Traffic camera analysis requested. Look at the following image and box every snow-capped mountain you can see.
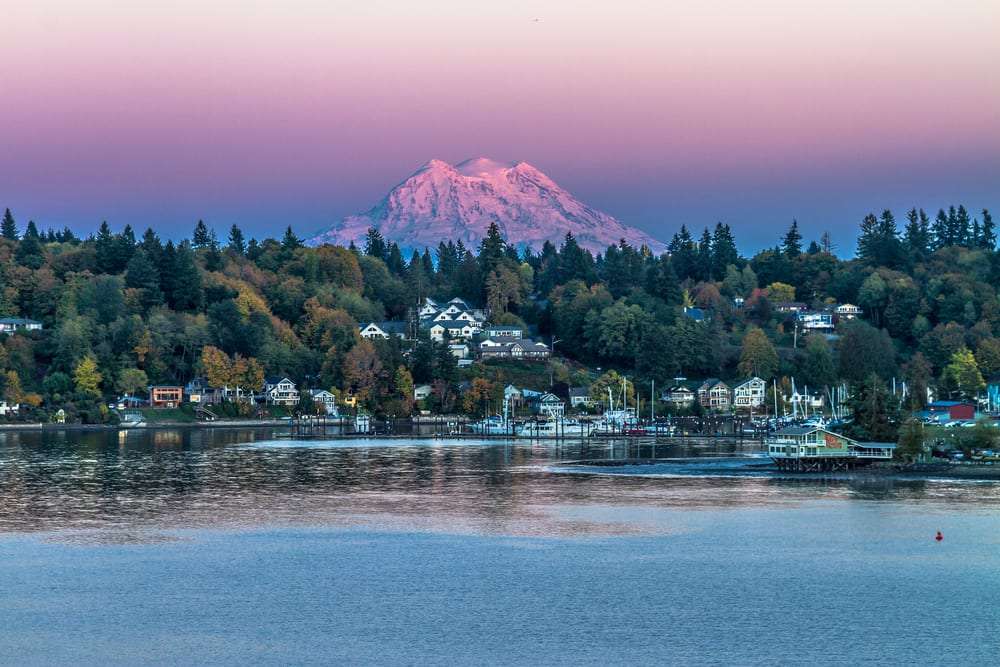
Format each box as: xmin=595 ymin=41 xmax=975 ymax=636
xmin=308 ymin=158 xmax=666 ymax=254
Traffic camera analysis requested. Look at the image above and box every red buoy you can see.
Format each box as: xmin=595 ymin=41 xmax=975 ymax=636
xmin=935 ymin=531 xmax=943 ymax=542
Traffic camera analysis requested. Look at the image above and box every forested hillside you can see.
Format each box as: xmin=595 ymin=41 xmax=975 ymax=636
xmin=0 ymin=205 xmax=997 ymax=427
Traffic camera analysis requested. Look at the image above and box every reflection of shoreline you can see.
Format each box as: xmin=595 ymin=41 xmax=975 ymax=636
xmin=555 ymin=457 xmax=1000 ymax=482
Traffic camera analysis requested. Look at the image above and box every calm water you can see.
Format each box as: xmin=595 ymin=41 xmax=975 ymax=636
xmin=1 ymin=429 xmax=999 ymax=665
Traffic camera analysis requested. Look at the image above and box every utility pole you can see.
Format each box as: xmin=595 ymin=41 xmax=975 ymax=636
xmin=549 ymin=337 xmax=562 ymax=387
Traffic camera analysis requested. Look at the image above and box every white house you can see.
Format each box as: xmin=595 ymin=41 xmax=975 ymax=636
xmin=484 ymin=325 xmax=523 ymax=339
xmin=264 ymin=377 xmax=300 ymax=406
xmin=428 ymin=323 xmax=448 ymax=342
xmin=448 ymin=343 xmax=470 ymax=359
xmin=732 ymin=377 xmax=767 ymax=409
xmin=359 ymin=321 xmax=409 ymax=340
xmin=569 ymin=386 xmax=594 ymax=408
xmin=798 ymin=312 xmax=834 ymax=332
xmin=413 ymin=384 xmax=432 ymax=401
xmin=662 ymin=385 xmax=696 ymax=408
xmin=0 ymin=400 xmax=19 ymax=417
xmin=308 ymin=389 xmax=339 ymax=415
xmin=835 ymin=303 xmax=862 ymax=319
xmin=0 ymin=317 xmax=42 ymax=334
xmin=418 ymin=298 xmax=440 ymax=317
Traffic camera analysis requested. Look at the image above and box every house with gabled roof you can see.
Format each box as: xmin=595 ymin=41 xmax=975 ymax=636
xmin=732 ymin=377 xmax=767 ymax=409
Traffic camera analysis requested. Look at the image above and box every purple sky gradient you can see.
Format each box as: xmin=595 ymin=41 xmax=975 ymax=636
xmin=1 ymin=1 xmax=997 ymax=254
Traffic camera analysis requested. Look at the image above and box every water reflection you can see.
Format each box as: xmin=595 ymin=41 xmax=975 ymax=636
xmin=1 ymin=429 xmax=998 ymax=540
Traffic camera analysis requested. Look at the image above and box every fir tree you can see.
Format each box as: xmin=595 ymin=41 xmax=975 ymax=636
xmin=1 ymin=208 xmax=17 ymax=240
xmin=782 ymin=220 xmax=802 ymax=258
xmin=696 ymin=228 xmax=713 ymax=281
xmin=281 ymin=225 xmax=302 ymax=251
xmin=192 ymin=220 xmax=211 ymax=248
xmin=979 ymin=209 xmax=996 ymax=250
xmin=364 ymin=227 xmax=387 ymax=260
xmin=14 ymin=221 xmax=44 ymax=269
xmin=228 ymin=224 xmax=246 ymax=255
xmin=931 ymin=208 xmax=949 ymax=248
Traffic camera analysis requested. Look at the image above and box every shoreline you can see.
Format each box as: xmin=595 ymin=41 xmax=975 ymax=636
xmin=0 ymin=420 xmax=288 ymax=432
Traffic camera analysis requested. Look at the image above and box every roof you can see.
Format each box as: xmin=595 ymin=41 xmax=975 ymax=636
xmin=361 ymin=320 xmax=409 ymax=334
xmin=733 ymin=377 xmax=765 ymax=388
xmin=771 ymin=426 xmax=858 ymax=444
xmin=683 ymin=307 xmax=705 ymax=321
xmin=487 ymin=325 xmax=523 ymax=332
xmin=265 ymin=376 xmax=295 ymax=385
xmin=0 ymin=317 xmax=41 ymax=325
xmin=569 ymin=386 xmax=590 ymax=398
xmin=928 ymin=400 xmax=971 ymax=407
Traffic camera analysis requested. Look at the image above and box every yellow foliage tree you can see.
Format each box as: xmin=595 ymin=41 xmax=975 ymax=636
xmin=73 ymin=356 xmax=103 ymax=398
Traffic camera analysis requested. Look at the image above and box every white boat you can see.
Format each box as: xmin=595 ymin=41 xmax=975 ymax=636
xmin=353 ymin=413 xmax=371 ymax=433
xmin=467 ymin=415 xmax=512 ymax=435
xmin=517 ymin=418 xmax=591 ymax=438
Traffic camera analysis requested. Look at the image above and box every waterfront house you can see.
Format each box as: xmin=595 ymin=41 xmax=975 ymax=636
xmin=185 ymin=377 xmax=223 ymax=405
xmin=0 ymin=400 xmax=19 ymax=417
xmin=149 ymin=385 xmax=183 ymax=409
xmin=766 ymin=425 xmax=895 ymax=471
xmin=359 ymin=320 xmax=410 ymax=340
xmin=413 ymin=384 xmax=432 ymax=401
xmin=0 ymin=317 xmax=42 ymax=334
xmin=697 ymin=379 xmax=731 ymax=410
xmin=307 ymin=389 xmax=339 ymax=415
xmin=264 ymin=377 xmax=300 ymax=406
xmin=569 ymin=386 xmax=594 ymax=408
xmin=732 ymin=377 xmax=767 ymax=410
xmin=523 ymin=390 xmax=564 ymax=419
xmin=662 ymin=385 xmax=696 ymax=408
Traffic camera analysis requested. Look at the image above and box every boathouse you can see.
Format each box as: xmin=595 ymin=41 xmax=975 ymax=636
xmin=766 ymin=425 xmax=895 ymax=471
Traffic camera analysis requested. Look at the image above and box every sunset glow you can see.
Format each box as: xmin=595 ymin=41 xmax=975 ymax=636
xmin=2 ymin=1 xmax=997 ymax=249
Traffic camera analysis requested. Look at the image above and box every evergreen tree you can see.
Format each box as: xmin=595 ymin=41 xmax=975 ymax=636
xmin=847 ymin=373 xmax=900 ymax=442
xmin=281 ymin=225 xmax=302 ymax=251
xmin=478 ymin=222 xmax=507 ymax=277
xmin=192 ymin=220 xmax=211 ymax=248
xmin=124 ymin=248 xmax=163 ymax=309
xmin=204 ymin=229 xmax=224 ymax=271
xmin=386 ymin=243 xmax=405 ymax=275
xmin=228 ymin=224 xmax=246 ymax=254
xmin=364 ymin=227 xmax=387 ymax=260
xmin=711 ymin=223 xmax=739 ymax=278
xmin=980 ymin=209 xmax=996 ymax=250
xmin=247 ymin=238 xmax=262 ymax=260
xmin=668 ymin=225 xmax=696 ymax=281
xmin=14 ymin=221 xmax=44 ymax=269
xmin=168 ymin=242 xmax=203 ymax=311
xmin=903 ymin=208 xmax=929 ymax=259
xmin=955 ymin=205 xmax=971 ymax=247
xmin=696 ymin=228 xmax=713 ymax=281
xmin=931 ymin=208 xmax=949 ymax=248
xmin=1 ymin=208 xmax=18 ymax=240
xmin=94 ymin=221 xmax=118 ymax=273
xmin=782 ymin=220 xmax=802 ymax=258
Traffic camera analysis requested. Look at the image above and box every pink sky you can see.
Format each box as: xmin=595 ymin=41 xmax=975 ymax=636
xmin=1 ymin=1 xmax=998 ymax=250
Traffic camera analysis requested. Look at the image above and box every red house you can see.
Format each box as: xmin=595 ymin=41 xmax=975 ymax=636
xmin=149 ymin=386 xmax=183 ymax=409
xmin=928 ymin=401 xmax=975 ymax=421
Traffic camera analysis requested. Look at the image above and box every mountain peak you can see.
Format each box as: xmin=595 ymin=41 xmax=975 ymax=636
xmin=308 ymin=158 xmax=666 ymax=254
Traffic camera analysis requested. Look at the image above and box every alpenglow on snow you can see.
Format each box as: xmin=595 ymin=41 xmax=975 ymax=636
xmin=308 ymin=158 xmax=666 ymax=254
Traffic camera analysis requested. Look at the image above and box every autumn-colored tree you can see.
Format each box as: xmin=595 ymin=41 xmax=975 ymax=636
xmin=73 ymin=356 xmax=103 ymax=398
xmin=3 ymin=370 xmax=24 ymax=404
xmin=235 ymin=356 xmax=265 ymax=391
xmin=766 ymin=282 xmax=796 ymax=303
xmin=201 ymin=345 xmax=234 ymax=388
xmin=462 ymin=377 xmax=494 ymax=417
xmin=342 ymin=340 xmax=382 ymax=402
xmin=738 ymin=327 xmax=779 ymax=379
